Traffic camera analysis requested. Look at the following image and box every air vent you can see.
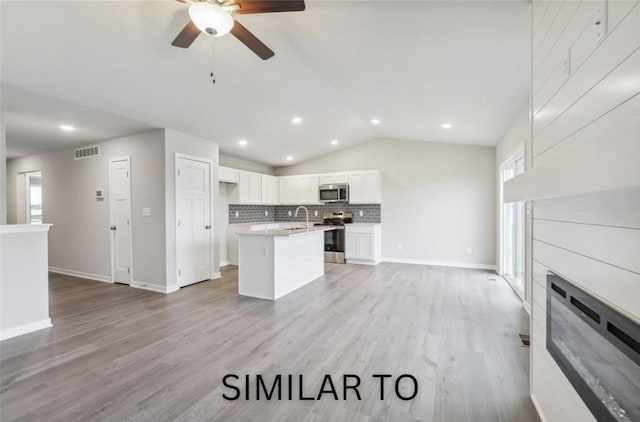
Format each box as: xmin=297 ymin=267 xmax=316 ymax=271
xmin=75 ymin=145 xmax=100 ymax=160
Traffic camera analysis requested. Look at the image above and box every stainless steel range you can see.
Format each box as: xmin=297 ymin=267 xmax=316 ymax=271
xmin=314 ymin=212 xmax=352 ymax=263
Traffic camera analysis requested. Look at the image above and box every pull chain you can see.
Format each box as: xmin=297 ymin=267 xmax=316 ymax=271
xmin=210 ymin=40 xmax=216 ymax=84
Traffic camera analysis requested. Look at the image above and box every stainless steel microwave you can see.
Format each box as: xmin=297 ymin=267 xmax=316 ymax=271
xmin=319 ymin=184 xmax=349 ymax=203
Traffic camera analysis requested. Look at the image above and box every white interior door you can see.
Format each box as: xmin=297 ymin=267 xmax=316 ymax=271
xmin=109 ymin=157 xmax=132 ymax=284
xmin=176 ymin=156 xmax=212 ymax=287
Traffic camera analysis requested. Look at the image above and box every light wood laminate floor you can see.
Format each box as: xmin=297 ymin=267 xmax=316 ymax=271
xmin=1 ymin=263 xmax=538 ymax=422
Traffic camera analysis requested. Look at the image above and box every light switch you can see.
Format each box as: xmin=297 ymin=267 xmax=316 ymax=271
xmin=142 ymin=208 xmax=151 ymax=217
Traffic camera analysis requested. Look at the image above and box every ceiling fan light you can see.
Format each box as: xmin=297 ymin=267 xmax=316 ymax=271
xmin=188 ymin=2 xmax=234 ymax=37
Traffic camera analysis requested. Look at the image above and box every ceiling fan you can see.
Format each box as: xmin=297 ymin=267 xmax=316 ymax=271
xmin=171 ymin=0 xmax=305 ymax=60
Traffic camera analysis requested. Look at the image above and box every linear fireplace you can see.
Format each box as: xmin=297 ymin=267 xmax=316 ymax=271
xmin=547 ymin=272 xmax=640 ymax=422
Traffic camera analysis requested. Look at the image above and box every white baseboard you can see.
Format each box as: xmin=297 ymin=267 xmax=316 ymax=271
xmin=131 ymin=281 xmax=179 ymax=294
xmin=212 ymin=272 xmax=222 ymax=280
xmin=1 ymin=318 xmax=52 ymax=341
xmin=49 ymin=267 xmax=112 ymax=283
xmin=381 ymin=257 xmax=497 ymax=271
xmin=346 ymin=259 xmax=380 ymax=266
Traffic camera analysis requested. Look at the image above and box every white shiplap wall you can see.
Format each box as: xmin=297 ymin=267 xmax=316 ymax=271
xmin=530 ymin=1 xmax=640 ymax=421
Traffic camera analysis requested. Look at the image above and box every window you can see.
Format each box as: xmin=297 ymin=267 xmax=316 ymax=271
xmin=500 ymin=156 xmax=525 ymax=299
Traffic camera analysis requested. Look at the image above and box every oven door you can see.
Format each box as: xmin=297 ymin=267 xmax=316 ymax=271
xmin=323 ymin=227 xmax=345 ymax=263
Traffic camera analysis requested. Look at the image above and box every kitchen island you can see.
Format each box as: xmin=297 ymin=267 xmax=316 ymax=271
xmin=238 ymin=226 xmax=336 ymax=300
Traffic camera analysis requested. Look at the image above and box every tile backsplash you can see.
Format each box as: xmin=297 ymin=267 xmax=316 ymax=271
xmin=229 ymin=204 xmax=381 ymax=224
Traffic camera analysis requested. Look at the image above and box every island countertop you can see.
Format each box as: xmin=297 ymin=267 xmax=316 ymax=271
xmin=236 ymin=225 xmax=336 ymax=238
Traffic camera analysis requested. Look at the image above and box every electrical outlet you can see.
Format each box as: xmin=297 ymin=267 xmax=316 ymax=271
xmin=467 ymin=248 xmax=472 ymax=255
xmin=359 ymin=210 xmax=364 ymax=217
xmin=288 ymin=211 xmax=292 ymax=217
xmin=314 ymin=210 xmax=318 ymax=217
xmin=265 ymin=210 xmax=268 ymax=217
xmin=235 ymin=211 xmax=239 ymax=218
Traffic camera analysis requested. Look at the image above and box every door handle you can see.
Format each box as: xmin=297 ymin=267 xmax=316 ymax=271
xmin=205 ymin=225 xmax=212 ymax=230
xmin=110 ymin=226 xmax=117 ymax=231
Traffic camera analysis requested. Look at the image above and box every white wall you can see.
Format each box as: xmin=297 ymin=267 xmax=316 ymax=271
xmin=220 ymin=154 xmax=274 ymax=175
xmin=164 ymin=128 xmax=220 ymax=289
xmin=276 ymin=138 xmax=496 ymax=268
xmin=529 ymin=2 xmax=640 ymax=421
xmin=6 ymin=130 xmax=166 ymax=286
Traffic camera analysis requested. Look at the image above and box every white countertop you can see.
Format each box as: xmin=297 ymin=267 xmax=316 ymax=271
xmin=0 ymin=224 xmax=52 ymax=234
xmin=237 ymin=225 xmax=337 ymax=238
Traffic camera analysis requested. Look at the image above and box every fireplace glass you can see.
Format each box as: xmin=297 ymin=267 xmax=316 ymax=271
xmin=547 ymin=272 xmax=639 ymax=422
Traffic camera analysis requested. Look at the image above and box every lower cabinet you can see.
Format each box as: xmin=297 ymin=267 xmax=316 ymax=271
xmin=344 ymin=224 xmax=381 ymax=265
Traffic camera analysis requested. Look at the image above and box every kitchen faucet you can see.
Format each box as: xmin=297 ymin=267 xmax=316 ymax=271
xmin=295 ymin=206 xmax=310 ymax=229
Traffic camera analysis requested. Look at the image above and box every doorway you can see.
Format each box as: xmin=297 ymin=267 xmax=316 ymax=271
xmin=176 ymin=154 xmax=213 ymax=287
xmin=109 ymin=157 xmax=133 ymax=285
xmin=500 ymin=154 xmax=525 ymax=299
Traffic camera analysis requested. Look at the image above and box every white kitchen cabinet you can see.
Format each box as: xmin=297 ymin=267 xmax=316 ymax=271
xmin=297 ymin=174 xmax=320 ymax=204
xmin=319 ymin=172 xmax=348 ymax=185
xmin=348 ymin=170 xmax=381 ymax=204
xmin=344 ymin=224 xmax=381 ymax=265
xmin=238 ymin=170 xmax=262 ymax=204
xmin=219 ymin=166 xmax=240 ymax=183
xmin=261 ymin=175 xmax=278 ymax=205
xmin=278 ymin=176 xmax=299 ymax=205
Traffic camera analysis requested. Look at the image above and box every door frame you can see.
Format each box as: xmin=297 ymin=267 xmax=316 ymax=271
xmin=109 ymin=156 xmax=133 ymax=285
xmin=175 ymin=153 xmax=215 ymax=287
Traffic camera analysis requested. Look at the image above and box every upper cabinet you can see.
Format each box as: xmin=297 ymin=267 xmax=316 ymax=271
xmin=278 ymin=176 xmax=299 ymax=205
xmin=319 ymin=172 xmax=348 ymax=185
xmin=219 ymin=166 xmax=240 ymax=183
xmin=298 ymin=174 xmax=320 ymax=205
xmin=238 ymin=170 xmax=262 ymax=204
xmin=261 ymin=175 xmax=278 ymax=205
xmin=222 ymin=166 xmax=381 ymax=205
xmin=349 ymin=170 xmax=381 ymax=204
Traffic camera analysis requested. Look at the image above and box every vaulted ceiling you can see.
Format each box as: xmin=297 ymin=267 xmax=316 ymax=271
xmin=1 ymin=1 xmax=529 ymax=165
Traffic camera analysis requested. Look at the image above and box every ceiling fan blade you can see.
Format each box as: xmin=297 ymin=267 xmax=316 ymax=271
xmin=231 ymin=20 xmax=275 ymax=60
xmin=234 ymin=0 xmax=305 ymax=14
xmin=171 ymin=21 xmax=200 ymax=48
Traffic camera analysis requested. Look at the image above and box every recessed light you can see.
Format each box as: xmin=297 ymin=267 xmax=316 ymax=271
xmin=330 ymin=139 xmax=340 ymax=146
xmin=370 ymin=118 xmax=381 ymax=126
xmin=286 ymin=155 xmax=294 ymax=161
xmin=59 ymin=124 xmax=75 ymax=132
xmin=291 ymin=116 xmax=302 ymax=124
xmin=441 ymin=123 xmax=453 ymax=129
xmin=238 ymin=139 xmax=248 ymax=146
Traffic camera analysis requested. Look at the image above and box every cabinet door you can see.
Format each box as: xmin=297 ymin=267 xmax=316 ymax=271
xmin=300 ymin=175 xmax=319 ymax=204
xmin=238 ymin=171 xmax=250 ymax=203
xmin=349 ymin=171 xmax=380 ymax=204
xmin=248 ymin=172 xmax=261 ymax=203
xmin=348 ymin=172 xmax=365 ymax=203
xmin=319 ymin=173 xmax=348 ymax=185
xmin=345 ymin=233 xmax=358 ymax=259
xmin=357 ymin=234 xmax=374 ymax=260
xmin=261 ymin=175 xmax=275 ymax=204
xmin=278 ymin=176 xmax=298 ymax=204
